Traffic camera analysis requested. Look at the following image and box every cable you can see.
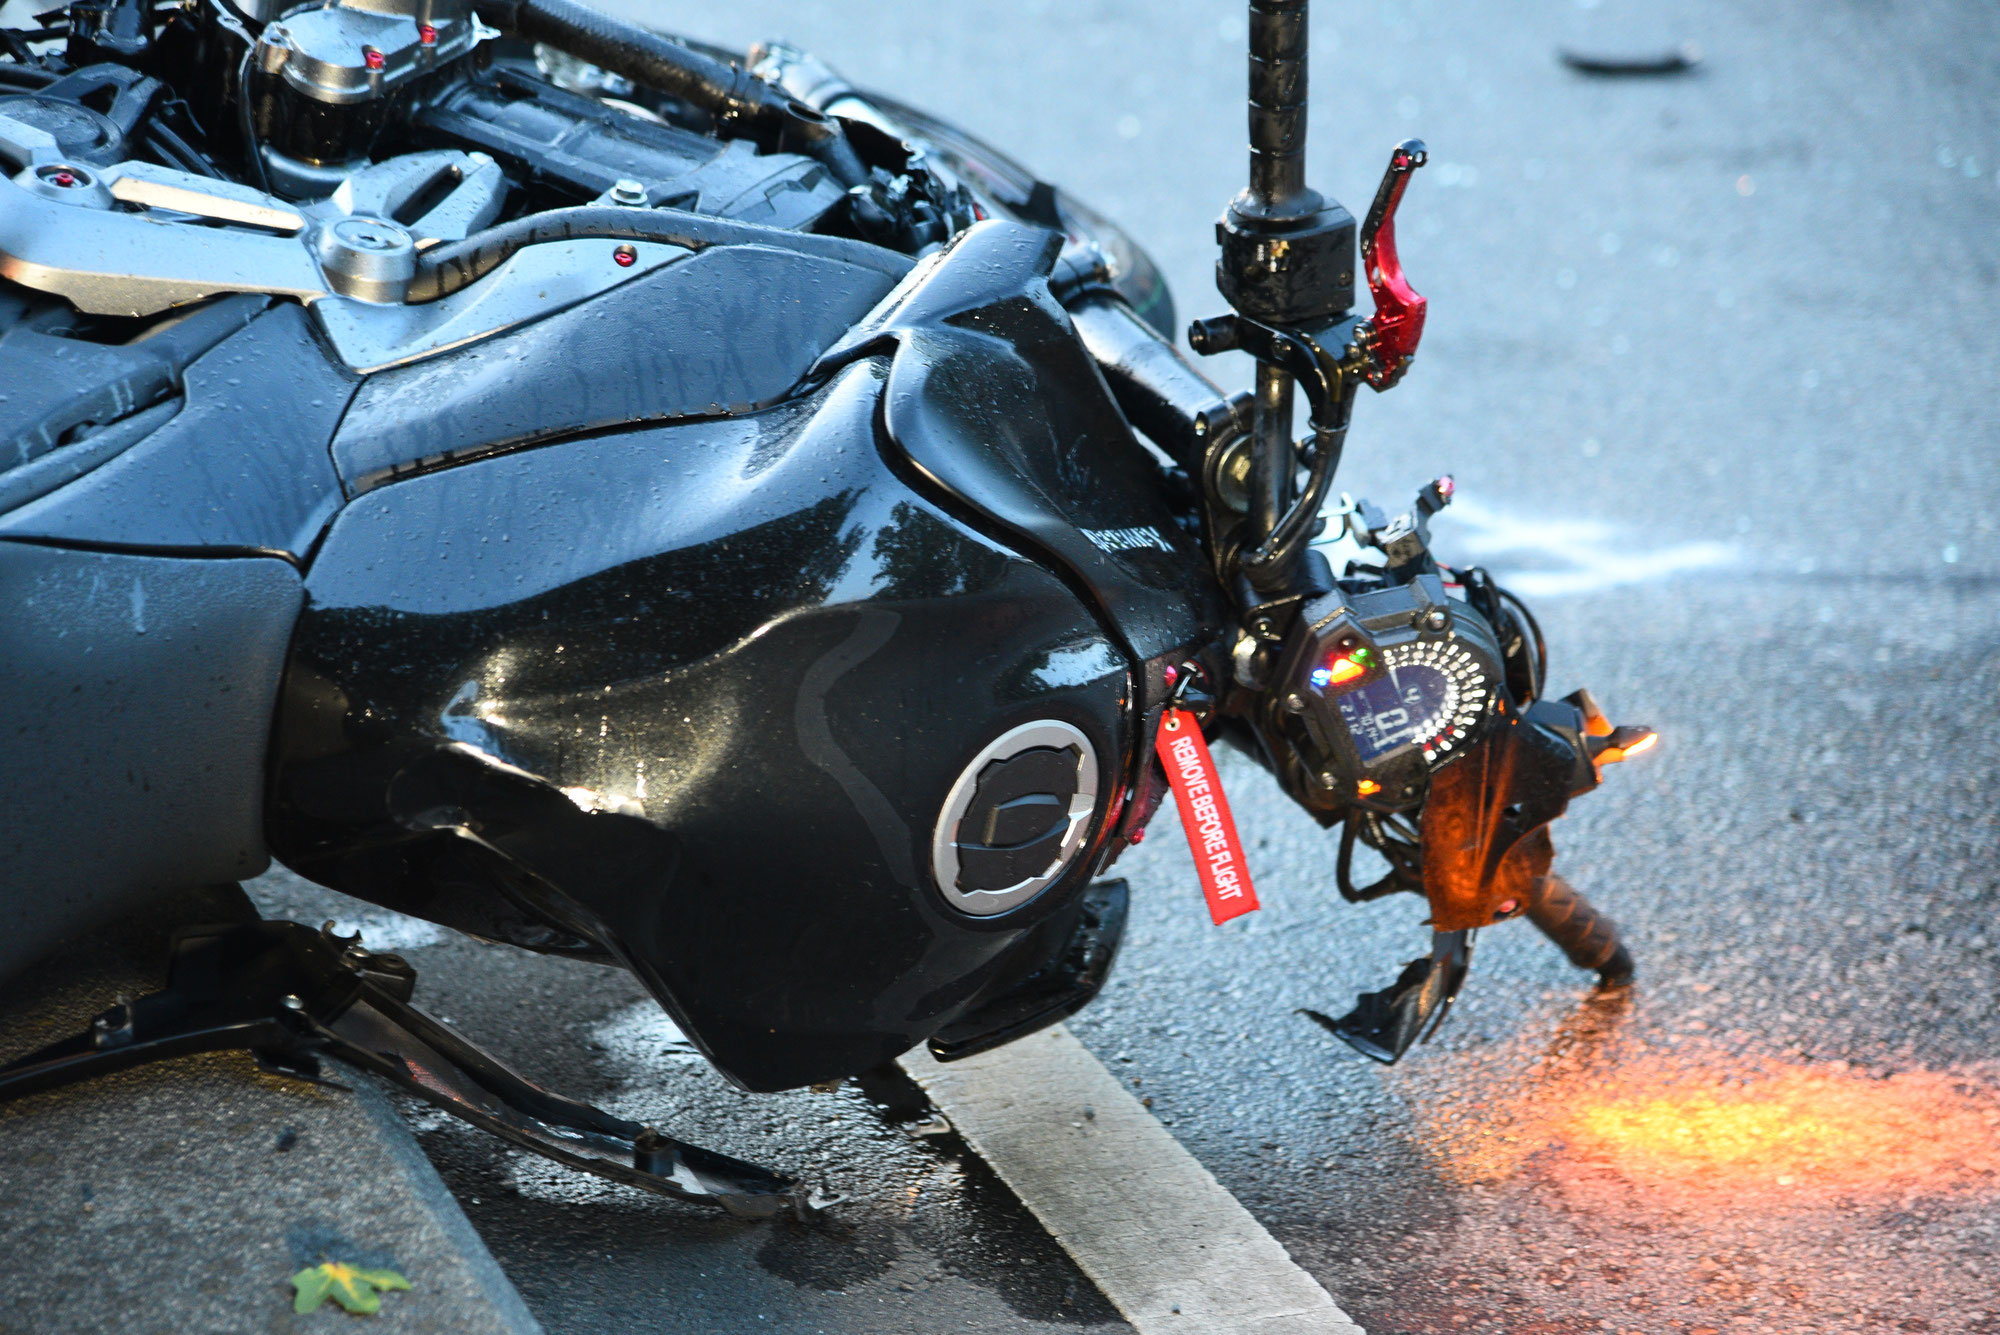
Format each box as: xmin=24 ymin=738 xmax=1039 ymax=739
xmin=1497 ymin=583 xmax=1547 ymax=701
xmin=235 ymin=41 xmax=272 ymax=193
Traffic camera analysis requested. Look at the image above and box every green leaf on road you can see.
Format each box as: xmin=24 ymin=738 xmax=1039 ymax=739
xmin=290 ymin=1261 xmax=412 ymax=1315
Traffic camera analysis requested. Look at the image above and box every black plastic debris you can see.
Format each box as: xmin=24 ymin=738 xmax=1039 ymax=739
xmin=1559 ymin=42 xmax=1702 ymax=77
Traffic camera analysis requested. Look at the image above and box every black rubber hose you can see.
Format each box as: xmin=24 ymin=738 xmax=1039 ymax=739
xmin=482 ymin=0 xmax=866 ymax=188
xmin=1526 ymin=873 xmax=1635 ymax=985
xmin=145 ymin=125 xmax=219 ymax=178
xmin=1245 ymin=418 xmax=1344 ymax=577
xmin=406 ymin=205 xmax=912 ymax=303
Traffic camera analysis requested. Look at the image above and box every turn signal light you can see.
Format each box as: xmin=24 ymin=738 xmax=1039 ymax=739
xmin=1591 ymin=726 xmax=1658 ymax=765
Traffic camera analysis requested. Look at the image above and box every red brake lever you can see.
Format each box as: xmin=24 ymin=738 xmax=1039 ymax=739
xmin=1358 ymin=138 xmax=1428 ymax=390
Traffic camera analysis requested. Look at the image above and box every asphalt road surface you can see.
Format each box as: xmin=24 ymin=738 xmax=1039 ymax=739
xmin=257 ymin=0 xmax=2000 ymax=1331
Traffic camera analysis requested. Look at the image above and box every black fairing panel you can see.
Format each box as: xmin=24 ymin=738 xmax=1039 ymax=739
xmin=0 ymin=541 xmax=301 ymax=982
xmin=0 ymin=304 xmax=356 ymax=558
xmin=329 ymin=245 xmax=903 ymax=494
xmin=270 ymin=360 xmax=1139 ymax=1091
xmin=824 ymin=220 xmax=1223 ymax=665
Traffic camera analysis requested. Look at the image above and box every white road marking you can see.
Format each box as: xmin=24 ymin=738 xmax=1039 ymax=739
xmin=1312 ymin=496 xmax=1735 ymax=598
xmin=1431 ymin=497 xmax=1735 ymax=597
xmin=901 ymin=1026 xmax=1365 ymax=1334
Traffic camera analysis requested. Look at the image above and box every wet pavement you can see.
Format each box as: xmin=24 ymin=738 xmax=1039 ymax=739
xmin=249 ymin=865 xmax=1129 ymax=1333
xmin=260 ymin=0 xmax=1999 ymax=1330
xmin=0 ymin=887 xmax=542 ymax=1335
xmin=1073 ymin=577 xmax=2000 ymax=1335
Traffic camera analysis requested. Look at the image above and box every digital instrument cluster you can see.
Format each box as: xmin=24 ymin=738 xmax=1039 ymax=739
xmin=1333 ymin=639 xmax=1489 ymax=764
xmin=1269 ymin=572 xmax=1508 ymax=810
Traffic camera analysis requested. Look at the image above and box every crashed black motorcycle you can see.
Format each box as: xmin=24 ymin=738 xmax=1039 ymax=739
xmin=0 ymin=0 xmax=1651 ymax=1215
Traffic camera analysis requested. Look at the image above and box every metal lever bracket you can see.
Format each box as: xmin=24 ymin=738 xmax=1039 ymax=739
xmin=1187 ymin=310 xmax=1364 ymax=582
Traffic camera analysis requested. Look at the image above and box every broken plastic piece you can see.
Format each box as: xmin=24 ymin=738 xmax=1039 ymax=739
xmin=1299 ymin=928 xmax=1472 ymax=1064
xmin=1558 ymin=43 xmax=1702 ymax=77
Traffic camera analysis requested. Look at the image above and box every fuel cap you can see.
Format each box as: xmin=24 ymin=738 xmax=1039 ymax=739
xmin=932 ymin=720 xmax=1099 ymax=916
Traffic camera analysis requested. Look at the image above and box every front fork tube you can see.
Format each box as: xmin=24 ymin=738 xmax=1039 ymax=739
xmin=1250 ymin=362 xmax=1296 ymax=550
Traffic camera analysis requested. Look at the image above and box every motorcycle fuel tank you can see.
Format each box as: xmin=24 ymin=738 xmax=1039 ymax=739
xmin=269 ymin=220 xmax=1220 ymax=1091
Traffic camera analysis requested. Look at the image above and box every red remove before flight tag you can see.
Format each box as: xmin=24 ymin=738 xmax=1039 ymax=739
xmin=1154 ymin=707 xmax=1259 ymax=924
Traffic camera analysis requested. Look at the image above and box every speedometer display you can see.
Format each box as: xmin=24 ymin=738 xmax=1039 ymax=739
xmin=1331 ymin=640 xmax=1488 ymax=763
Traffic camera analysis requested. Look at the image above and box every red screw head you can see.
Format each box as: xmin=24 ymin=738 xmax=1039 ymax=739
xmin=612 ymin=244 xmax=638 ymax=268
xmin=1162 ymin=664 xmax=1178 ymax=686
xmin=418 ymin=23 xmax=437 ymax=44
xmin=363 ymin=46 xmax=385 ymax=70
xmin=52 ymin=171 xmax=76 ymax=188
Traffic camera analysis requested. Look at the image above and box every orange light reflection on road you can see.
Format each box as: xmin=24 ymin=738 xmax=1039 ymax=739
xmin=1559 ymin=1059 xmax=2000 ymax=1197
xmin=1377 ymin=999 xmax=2000 ymax=1333
xmin=1397 ymin=999 xmax=2000 ymax=1210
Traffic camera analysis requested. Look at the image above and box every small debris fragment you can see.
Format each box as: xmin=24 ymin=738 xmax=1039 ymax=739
xmin=1558 ymin=42 xmax=1701 ymax=76
xmin=275 ymin=1127 xmax=300 ymax=1153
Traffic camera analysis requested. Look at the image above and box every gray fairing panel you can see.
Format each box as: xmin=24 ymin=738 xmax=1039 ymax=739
xmin=0 ymin=540 xmax=303 ymax=981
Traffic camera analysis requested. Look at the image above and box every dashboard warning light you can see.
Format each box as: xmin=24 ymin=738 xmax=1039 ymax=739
xmin=1312 ymin=656 xmax=1367 ymax=690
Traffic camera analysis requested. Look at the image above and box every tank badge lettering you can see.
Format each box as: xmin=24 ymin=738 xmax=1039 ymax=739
xmin=1084 ymin=526 xmax=1174 ymax=555
xmin=1154 ymin=708 xmax=1259 ymax=925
